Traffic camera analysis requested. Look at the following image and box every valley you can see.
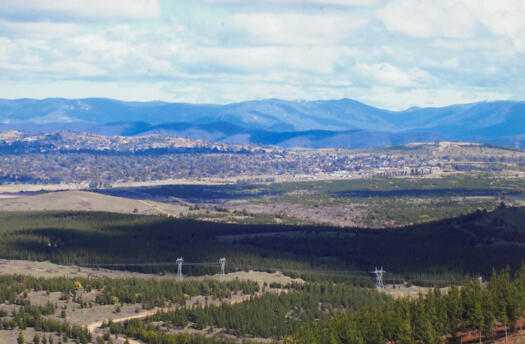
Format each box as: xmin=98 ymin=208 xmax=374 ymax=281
xmin=0 ymin=131 xmax=524 ymax=343
xmin=0 ymin=130 xmax=523 ymax=228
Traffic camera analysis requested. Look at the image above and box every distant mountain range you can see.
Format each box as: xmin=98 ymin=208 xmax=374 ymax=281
xmin=0 ymin=98 xmax=523 ymax=148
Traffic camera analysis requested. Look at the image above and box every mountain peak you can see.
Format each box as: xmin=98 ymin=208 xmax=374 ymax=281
xmin=0 ymin=97 xmax=523 ymax=148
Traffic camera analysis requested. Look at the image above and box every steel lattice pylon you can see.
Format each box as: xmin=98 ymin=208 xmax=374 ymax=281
xmin=176 ymin=257 xmax=184 ymax=281
xmin=219 ymin=257 xmax=226 ymax=282
xmin=371 ymin=266 xmax=385 ymax=289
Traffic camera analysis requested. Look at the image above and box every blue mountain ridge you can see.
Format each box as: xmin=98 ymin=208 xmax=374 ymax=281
xmin=0 ymin=98 xmax=523 ymax=148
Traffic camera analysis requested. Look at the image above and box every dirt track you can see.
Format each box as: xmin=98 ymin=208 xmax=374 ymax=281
xmin=87 ymin=292 xmax=266 ymax=343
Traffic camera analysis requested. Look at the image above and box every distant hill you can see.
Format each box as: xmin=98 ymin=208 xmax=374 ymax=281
xmin=0 ymin=98 xmax=523 ymax=148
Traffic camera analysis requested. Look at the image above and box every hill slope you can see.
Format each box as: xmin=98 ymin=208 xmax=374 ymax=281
xmin=0 ymin=190 xmax=172 ymax=215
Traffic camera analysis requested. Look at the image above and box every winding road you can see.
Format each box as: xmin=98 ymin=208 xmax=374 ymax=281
xmin=87 ymin=293 xmax=259 ymax=343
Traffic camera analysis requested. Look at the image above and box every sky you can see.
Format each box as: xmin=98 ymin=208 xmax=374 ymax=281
xmin=0 ymin=0 xmax=524 ymax=110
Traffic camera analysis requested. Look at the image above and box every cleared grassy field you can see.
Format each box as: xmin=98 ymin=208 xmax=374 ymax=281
xmin=0 ymin=190 xmax=188 ymax=216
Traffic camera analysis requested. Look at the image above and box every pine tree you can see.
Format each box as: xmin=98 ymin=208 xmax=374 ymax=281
xmin=481 ymin=289 xmax=495 ymax=340
xmin=432 ymin=287 xmax=448 ymax=337
xmin=471 ymin=299 xmax=484 ymax=344
xmin=489 ymin=267 xmax=514 ymax=341
xmin=360 ymin=311 xmax=384 ymax=344
xmin=447 ymin=284 xmax=462 ymax=333
xmin=505 ymin=283 xmax=520 ymax=331
xmin=392 ymin=300 xmax=413 ymax=344
xmin=327 ymin=313 xmax=363 ymax=344
xmin=396 ymin=315 xmax=414 ymax=344
xmin=413 ymin=299 xmax=438 ymax=344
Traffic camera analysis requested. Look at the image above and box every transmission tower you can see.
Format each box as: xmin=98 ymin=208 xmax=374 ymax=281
xmin=219 ymin=257 xmax=226 ymax=282
xmin=371 ymin=266 xmax=385 ymax=289
xmin=176 ymin=257 xmax=184 ymax=281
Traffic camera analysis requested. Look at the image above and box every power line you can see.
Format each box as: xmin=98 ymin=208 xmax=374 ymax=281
xmin=79 ymin=260 xmax=376 ymax=280
xmin=77 ymin=260 xmax=458 ymax=284
xmin=78 ymin=261 xmax=218 ymax=267
xmin=229 ymin=263 xmax=369 ymax=275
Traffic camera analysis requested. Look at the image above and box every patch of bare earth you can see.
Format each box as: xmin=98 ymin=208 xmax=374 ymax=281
xmin=0 ymin=259 xmax=164 ymax=279
xmin=381 ymin=284 xmax=449 ymax=299
xmin=227 ymin=199 xmax=365 ymax=227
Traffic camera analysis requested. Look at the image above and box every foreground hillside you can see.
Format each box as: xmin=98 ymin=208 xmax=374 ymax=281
xmin=0 ymin=208 xmax=523 ymax=343
xmin=1 ymin=264 xmax=524 ymax=343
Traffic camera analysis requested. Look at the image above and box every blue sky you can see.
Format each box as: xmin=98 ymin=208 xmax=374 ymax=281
xmin=0 ymin=0 xmax=524 ymax=109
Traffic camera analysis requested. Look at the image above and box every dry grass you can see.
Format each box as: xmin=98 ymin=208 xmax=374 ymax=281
xmin=0 ymin=190 xmax=186 ymax=216
xmin=0 ymin=259 xmax=163 ymax=279
xmin=381 ymin=283 xmax=449 ymax=299
xmin=0 ymin=259 xmax=304 ymax=287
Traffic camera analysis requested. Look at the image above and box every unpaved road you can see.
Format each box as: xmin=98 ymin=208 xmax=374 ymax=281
xmin=87 ymin=293 xmax=262 ymax=343
xmin=138 ymin=199 xmax=177 ymax=217
xmin=87 ymin=307 xmax=170 ymax=333
xmin=87 ymin=305 xmax=177 ymax=343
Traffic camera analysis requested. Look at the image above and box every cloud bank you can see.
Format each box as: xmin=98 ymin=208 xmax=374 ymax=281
xmin=0 ymin=0 xmax=523 ymax=109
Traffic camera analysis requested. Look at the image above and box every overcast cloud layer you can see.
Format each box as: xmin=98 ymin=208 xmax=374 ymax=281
xmin=0 ymin=0 xmax=524 ymax=109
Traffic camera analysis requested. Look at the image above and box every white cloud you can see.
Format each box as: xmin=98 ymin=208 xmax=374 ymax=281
xmin=420 ymin=57 xmax=459 ymax=69
xmin=177 ymin=45 xmax=358 ymax=75
xmin=0 ymin=0 xmax=161 ymax=22
xmin=231 ymin=13 xmax=367 ymax=45
xmin=355 ymin=86 xmax=513 ymax=110
xmin=467 ymin=0 xmax=525 ymax=53
xmin=0 ymin=0 xmax=523 ymax=108
xmin=378 ymin=0 xmax=525 ymax=53
xmin=202 ymin=0 xmax=383 ymax=6
xmin=355 ymin=62 xmax=431 ymax=87
xmin=377 ymin=0 xmax=477 ymax=39
xmin=0 ymin=19 xmax=81 ymax=38
xmin=0 ymin=80 xmax=174 ymax=101
xmin=0 ymin=38 xmax=11 ymax=63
